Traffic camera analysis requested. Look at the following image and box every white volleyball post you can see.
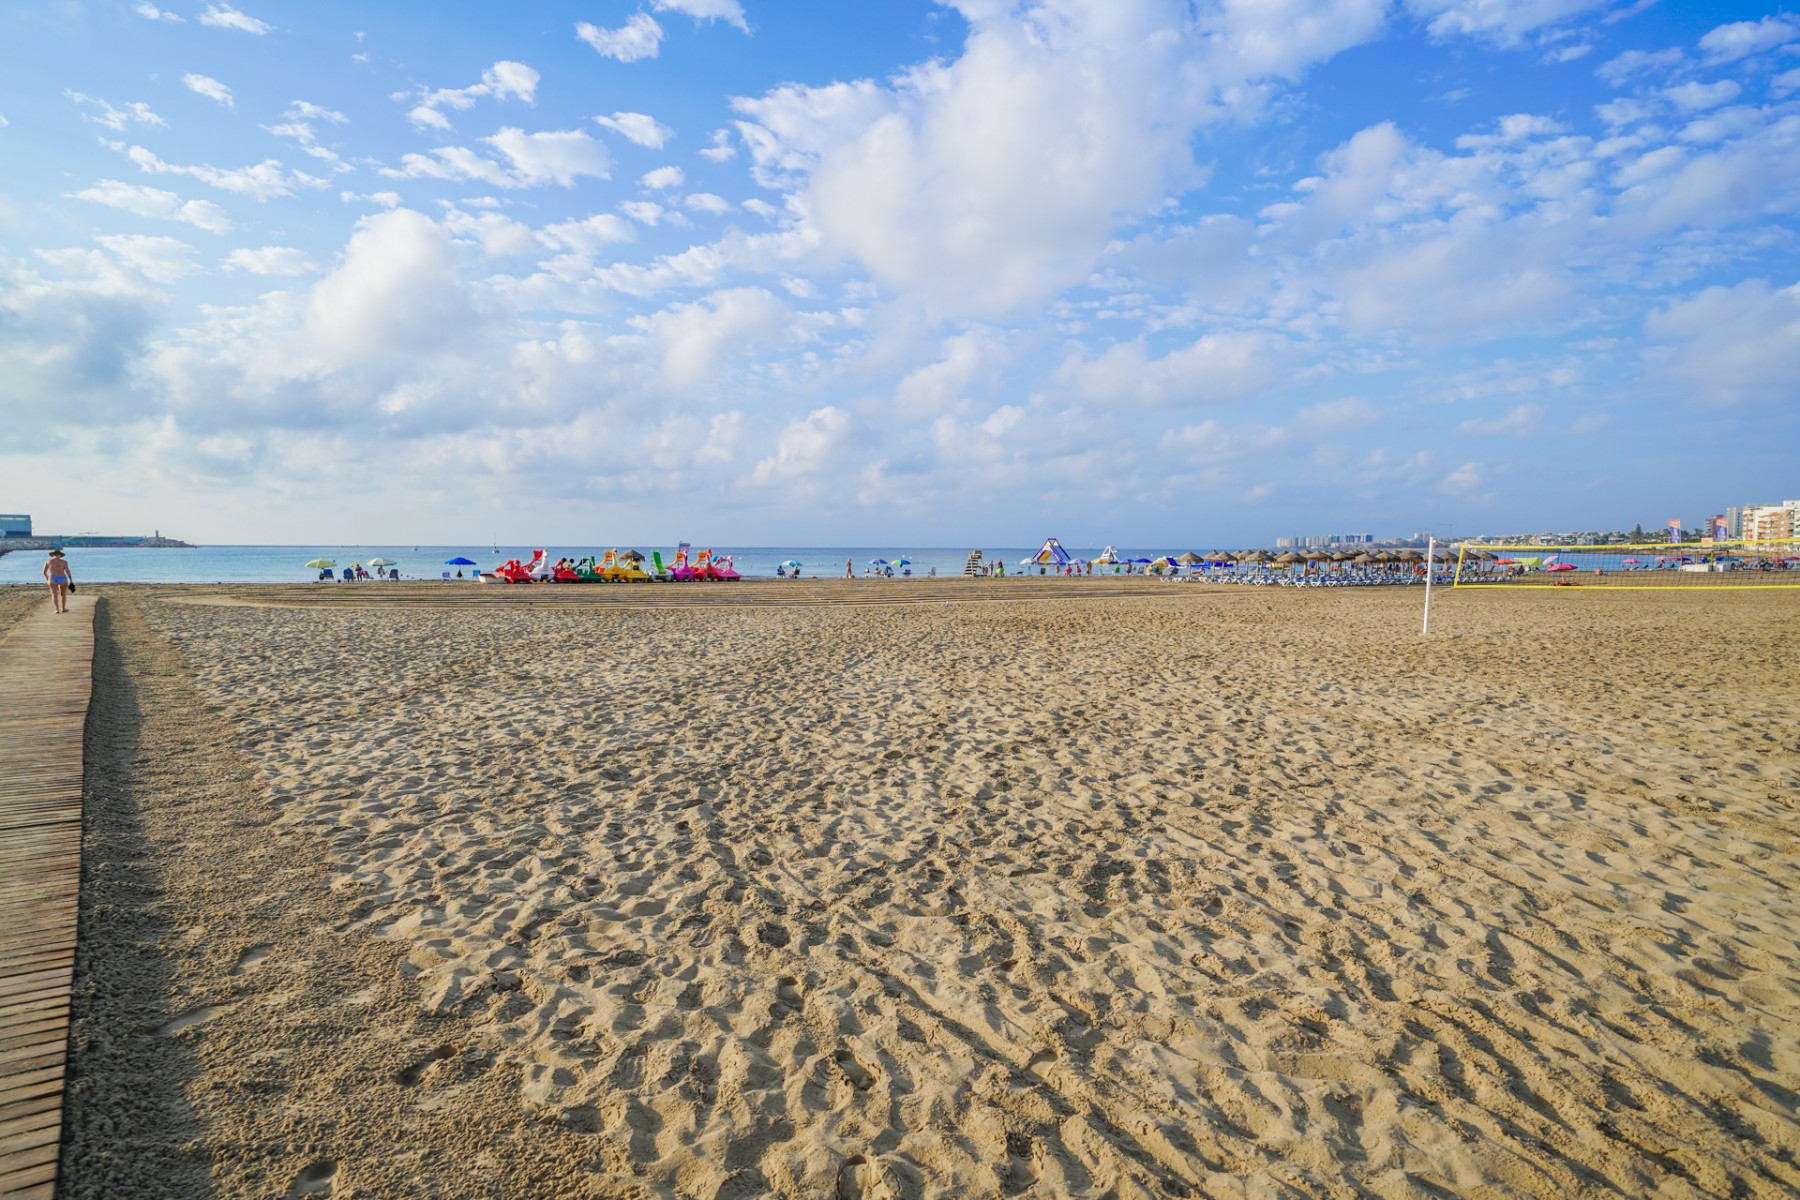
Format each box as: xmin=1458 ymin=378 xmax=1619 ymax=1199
xmin=1422 ymin=535 xmax=1435 ymax=635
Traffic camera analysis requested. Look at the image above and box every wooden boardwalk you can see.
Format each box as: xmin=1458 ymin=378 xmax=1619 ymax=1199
xmin=0 ymin=596 xmax=94 ymax=1200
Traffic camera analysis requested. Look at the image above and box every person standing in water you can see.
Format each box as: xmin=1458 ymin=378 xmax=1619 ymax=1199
xmin=844 ymin=558 xmax=853 ymax=578
xmin=43 ymin=549 xmax=73 ymax=613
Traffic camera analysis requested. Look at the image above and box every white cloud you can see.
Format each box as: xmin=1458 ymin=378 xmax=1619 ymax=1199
xmin=1456 ymin=402 xmax=1544 ymax=435
xmin=96 ymin=233 xmax=197 ymax=282
xmin=222 ymin=246 xmax=316 ymax=275
xmin=67 ymin=91 xmax=166 ymax=131
xmin=341 ymin=190 xmax=401 ymax=208
xmin=70 ymin=179 xmax=233 ymax=233
xmin=488 ymin=128 xmax=610 ymax=187
xmin=441 ymin=209 xmax=537 ymax=258
xmin=641 ymin=166 xmax=684 ymax=189
xmin=1662 ymin=80 xmax=1741 ymax=113
xmin=183 ymin=73 xmax=235 ymax=108
xmin=1644 ymin=278 xmax=1800 ymax=405
xmin=1060 ymin=332 xmax=1290 ymax=408
xmin=734 ymin=1 xmax=1387 ymax=318
xmin=894 ymin=332 xmax=1007 ymax=418
xmin=699 ymin=128 xmax=735 ymax=161
xmin=751 ymin=405 xmax=850 ymax=484
xmin=1697 ymin=16 xmax=1798 ymax=64
xmin=134 ymin=3 xmax=185 ymax=20
xmin=386 ymin=128 xmax=610 ymax=189
xmin=1405 ymin=0 xmax=1606 ymax=47
xmin=1437 ymin=461 xmax=1485 ymax=494
xmin=653 ymin=0 xmax=748 ymax=32
xmin=0 ymin=253 xmax=164 ymax=439
xmin=117 ymin=144 xmax=326 ymax=202
xmin=306 ymin=210 xmax=486 ymax=365
xmin=594 ymin=112 xmax=673 ymax=148
xmin=199 ymin=4 xmax=270 ymax=34
xmin=576 ymin=14 xmax=663 ymax=62
xmin=403 ymin=61 xmax=540 ymax=131
xmin=620 ymin=201 xmax=668 ymax=225
xmin=537 ymin=213 xmax=636 ymax=255
xmin=634 ymin=286 xmax=788 ymax=390
xmin=289 ymin=101 xmax=347 ymax=124
xmin=1597 ymin=47 xmax=1684 ymax=86
xmin=684 ymin=193 xmax=731 ymax=215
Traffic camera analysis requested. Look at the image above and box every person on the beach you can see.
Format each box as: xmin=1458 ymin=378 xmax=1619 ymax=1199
xmin=844 ymin=558 xmax=853 ymax=578
xmin=43 ymin=549 xmax=73 ymax=613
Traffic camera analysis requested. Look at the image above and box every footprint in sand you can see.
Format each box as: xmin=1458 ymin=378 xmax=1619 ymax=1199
xmin=231 ymin=944 xmax=272 ymax=975
xmin=836 ymin=1154 xmax=869 ymax=1200
xmin=776 ymin=976 xmax=804 ymax=1010
xmin=833 ymin=1048 xmax=875 ymax=1091
xmin=156 ymin=1005 xmax=228 ymax=1036
xmin=283 ymin=1159 xmax=338 ymax=1198
xmin=395 ymin=1044 xmax=456 ymax=1087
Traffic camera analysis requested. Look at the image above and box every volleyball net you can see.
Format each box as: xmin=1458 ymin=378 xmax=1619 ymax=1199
xmin=1451 ymin=539 xmax=1800 ymax=589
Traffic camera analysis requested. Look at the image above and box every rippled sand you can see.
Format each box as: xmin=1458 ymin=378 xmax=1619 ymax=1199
xmin=61 ymin=584 xmax=1800 ymax=1198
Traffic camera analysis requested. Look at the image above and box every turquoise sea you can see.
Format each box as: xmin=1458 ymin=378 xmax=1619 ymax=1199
xmin=0 ymin=544 xmax=1192 ymax=585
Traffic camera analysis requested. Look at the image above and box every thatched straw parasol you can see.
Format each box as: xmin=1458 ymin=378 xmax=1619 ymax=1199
xmin=1351 ymin=553 xmax=1375 ymax=565
xmin=1175 ymin=551 xmax=1204 ymax=565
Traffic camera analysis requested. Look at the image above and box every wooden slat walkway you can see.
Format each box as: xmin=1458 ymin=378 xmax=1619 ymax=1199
xmin=0 ymin=596 xmax=94 ymax=1200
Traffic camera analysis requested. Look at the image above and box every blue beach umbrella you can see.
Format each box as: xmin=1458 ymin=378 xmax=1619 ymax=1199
xmin=781 ymin=559 xmax=803 ymax=569
xmin=869 ymin=558 xmax=890 ymax=566
xmin=445 ymin=556 xmax=477 ymax=565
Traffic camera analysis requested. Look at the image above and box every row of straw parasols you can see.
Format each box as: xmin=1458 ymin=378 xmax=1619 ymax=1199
xmin=1211 ymin=547 xmax=1487 ymax=566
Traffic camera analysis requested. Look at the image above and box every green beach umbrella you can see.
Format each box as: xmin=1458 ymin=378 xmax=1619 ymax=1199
xmin=305 ymin=558 xmax=336 ymax=569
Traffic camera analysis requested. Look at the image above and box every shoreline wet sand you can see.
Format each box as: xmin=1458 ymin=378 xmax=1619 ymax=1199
xmin=47 ymin=582 xmax=1800 ymax=1198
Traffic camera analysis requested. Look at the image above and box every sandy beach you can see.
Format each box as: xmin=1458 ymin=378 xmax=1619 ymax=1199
xmin=48 ymin=582 xmax=1800 ymax=1199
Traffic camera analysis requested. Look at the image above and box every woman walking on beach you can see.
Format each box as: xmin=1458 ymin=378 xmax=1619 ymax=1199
xmin=43 ymin=549 xmax=73 ymax=613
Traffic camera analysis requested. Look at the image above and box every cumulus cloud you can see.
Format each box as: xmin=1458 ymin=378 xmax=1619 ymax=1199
xmin=751 ymin=405 xmax=850 ymax=484
xmin=654 ymin=0 xmax=748 ymax=32
xmin=1060 ymin=332 xmax=1290 ymax=408
xmin=594 ymin=112 xmax=673 ymax=147
xmin=894 ymin=332 xmax=1008 ymax=418
xmin=386 ymin=128 xmax=610 ymax=189
xmin=1437 ymin=460 xmax=1485 ymax=494
xmin=67 ymin=91 xmax=165 ymax=131
xmin=0 ymin=252 xmax=163 ymax=441
xmin=183 ymin=73 xmax=234 ymax=108
xmin=223 ymin=246 xmax=316 ymax=275
xmin=199 ymin=4 xmax=270 ymax=34
xmin=576 ymin=14 xmax=663 ymax=62
xmin=115 ymin=143 xmax=326 ymax=202
xmin=96 ymin=234 xmax=198 ymax=282
xmin=684 ymin=192 xmax=731 ymax=215
xmin=735 ymin=0 xmax=1386 ymax=318
xmin=1456 ymin=402 xmax=1545 ymax=435
xmin=306 ymin=210 xmax=487 ymax=365
xmin=134 ymin=3 xmax=184 ymax=20
xmin=70 ymin=179 xmax=233 ymax=233
xmin=1662 ymin=80 xmax=1741 ymax=113
xmin=1697 ymin=15 xmax=1798 ymax=64
xmin=632 ymin=286 xmax=788 ymax=390
xmin=641 ymin=166 xmax=685 ymax=190
xmin=403 ymin=61 xmax=539 ymax=131
xmin=699 ymin=129 xmax=735 ymax=161
xmin=1644 ymin=278 xmax=1800 ymax=405
xmin=288 ymin=101 xmax=347 ymax=124
xmin=1404 ymin=0 xmax=1606 ymax=47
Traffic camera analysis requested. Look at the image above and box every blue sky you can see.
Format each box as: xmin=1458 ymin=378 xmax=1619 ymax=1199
xmin=1 ymin=0 xmax=1795 ymax=545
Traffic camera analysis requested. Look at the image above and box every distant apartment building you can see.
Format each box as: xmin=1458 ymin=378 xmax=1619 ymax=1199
xmin=0 ymin=514 xmax=31 ymax=538
xmin=1275 ymin=533 xmax=1374 ymax=549
xmin=1742 ymin=501 xmax=1800 ymax=541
